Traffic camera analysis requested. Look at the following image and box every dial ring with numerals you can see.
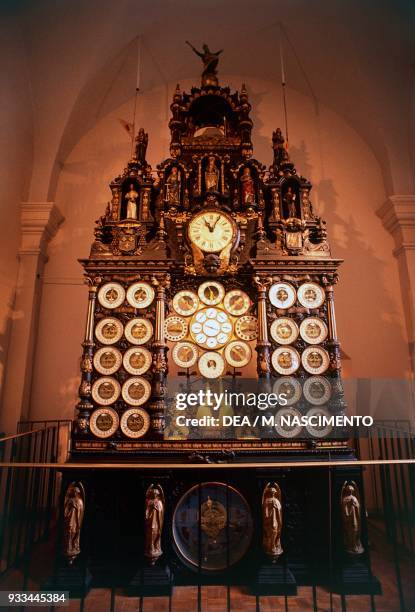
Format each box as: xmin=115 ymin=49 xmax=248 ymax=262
xmin=90 ymin=407 xmax=119 ymax=438
xmin=126 ymin=282 xmax=155 ymax=309
xmin=224 ymin=340 xmax=252 ymax=368
xmin=235 ymin=315 xmax=258 ymax=341
xmin=188 ymin=211 xmax=235 ymax=253
xmin=173 ymin=290 xmax=199 ymax=316
xmin=164 ymin=316 xmax=188 ymax=342
xmin=189 ymin=307 xmax=233 ymax=350
xmin=198 ymin=281 xmax=225 ymax=306
xmin=223 ymin=290 xmax=250 ymax=316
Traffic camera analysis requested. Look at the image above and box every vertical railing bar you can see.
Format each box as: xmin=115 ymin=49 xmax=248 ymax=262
xmin=197 ymin=482 xmax=202 ymax=612
xmin=383 ymin=461 xmax=406 ymax=611
xmin=389 ymin=433 xmax=406 ymax=548
xmin=395 ymin=434 xmax=411 ymax=552
xmin=312 ymin=585 xmax=318 ymax=612
xmin=328 ymin=462 xmax=333 ymax=612
xmin=340 ymin=593 xmax=347 ymax=612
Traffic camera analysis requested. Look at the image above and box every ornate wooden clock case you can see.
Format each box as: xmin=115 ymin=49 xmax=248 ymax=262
xmin=56 ymin=55 xmax=379 ymax=597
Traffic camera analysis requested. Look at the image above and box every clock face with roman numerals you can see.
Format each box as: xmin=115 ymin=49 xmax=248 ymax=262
xmin=188 ymin=211 xmax=235 ymax=253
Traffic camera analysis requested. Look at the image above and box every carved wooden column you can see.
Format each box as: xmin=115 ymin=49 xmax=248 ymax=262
xmin=1 ymin=202 xmax=64 ymax=433
xmin=150 ymin=274 xmax=170 ymax=437
xmin=254 ymin=275 xmax=272 ymax=379
xmin=324 ymin=278 xmax=341 ymax=373
xmin=75 ymin=278 xmax=100 ymax=436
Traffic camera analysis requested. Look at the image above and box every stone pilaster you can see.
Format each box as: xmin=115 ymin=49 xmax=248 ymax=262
xmin=1 ymin=202 xmax=64 ymax=433
xmin=377 ymin=195 xmax=415 ymax=375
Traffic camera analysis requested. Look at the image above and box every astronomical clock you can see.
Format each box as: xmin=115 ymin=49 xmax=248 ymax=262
xmin=57 ymin=46 xmax=379 ymax=597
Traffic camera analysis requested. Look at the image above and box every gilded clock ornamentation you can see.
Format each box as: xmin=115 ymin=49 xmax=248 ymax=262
xmin=198 ymin=281 xmax=225 ymax=306
xmin=224 ymin=340 xmax=252 ymax=368
xmin=89 ymin=407 xmax=119 ymax=439
xmin=198 ymin=351 xmax=225 ymax=379
xmin=271 ymin=347 xmax=301 ymax=375
xmin=164 ymin=316 xmax=188 ymax=342
xmin=235 ymin=315 xmax=258 ymax=341
xmin=190 ymin=307 xmax=232 ymax=349
xmin=124 ymin=318 xmax=153 ymax=345
xmin=121 ymin=377 xmax=152 ymax=406
xmin=172 ymin=342 xmax=199 ymax=369
xmin=173 ymin=290 xmax=199 ymax=316
xmin=95 ymin=318 xmax=124 ymax=345
xmin=120 ymin=408 xmax=150 ymax=438
xmin=126 ymin=282 xmax=155 ymax=309
xmin=223 ymin=289 xmax=250 ymax=316
xmin=93 ymin=347 xmax=122 ymax=375
xmin=91 ymin=377 xmax=121 ymax=405
xmin=188 ymin=211 xmax=235 ymax=253
xmin=269 ymin=283 xmax=296 ymax=309
xmin=123 ymin=347 xmax=152 ymax=375
xmin=301 ymin=346 xmax=330 ymax=374
xmin=297 ymin=283 xmax=325 ymax=309
xmin=98 ymin=282 xmax=125 ymax=309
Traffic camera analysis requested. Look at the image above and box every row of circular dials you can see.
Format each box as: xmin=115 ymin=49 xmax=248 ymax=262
xmin=273 ymin=375 xmax=331 ymax=406
xmin=93 ymin=282 xmax=155 ymax=439
xmin=268 ymin=281 xmax=329 ymax=376
xmin=89 ymin=406 xmax=150 ymax=440
xmin=166 ymin=281 xmax=256 ymax=377
xmin=98 ymin=281 xmax=155 ymax=309
xmin=269 ymin=281 xmax=325 ymax=310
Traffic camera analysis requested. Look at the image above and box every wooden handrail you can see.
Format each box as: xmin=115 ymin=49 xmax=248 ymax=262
xmin=0 ymin=428 xmax=46 ymax=443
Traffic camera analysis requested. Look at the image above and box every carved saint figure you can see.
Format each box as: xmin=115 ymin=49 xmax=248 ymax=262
xmin=63 ymin=482 xmax=85 ymax=564
xmin=262 ymin=482 xmax=283 ymax=560
xmin=283 ymin=186 xmax=298 ymax=219
xmin=240 ymin=166 xmax=255 ymax=206
xmin=341 ymin=481 xmax=364 ymax=555
xmin=205 ymin=156 xmax=219 ymax=191
xmin=144 ymin=484 xmax=165 ymax=564
xmin=135 ymin=128 xmax=148 ymax=162
xmin=125 ymin=183 xmax=139 ymax=219
xmin=272 ymin=128 xmax=290 ymax=167
xmin=166 ymin=167 xmax=181 ymax=207
xmin=186 ymin=41 xmax=223 ymax=82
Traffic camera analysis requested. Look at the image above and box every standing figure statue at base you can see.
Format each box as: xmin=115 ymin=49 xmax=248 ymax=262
xmin=262 ymin=482 xmax=283 ymax=561
xmin=186 ymin=41 xmax=223 ymax=86
xmin=125 ymin=183 xmax=139 ymax=219
xmin=341 ymin=481 xmax=364 ymax=555
xmin=63 ymin=482 xmax=85 ymax=565
xmin=144 ymin=484 xmax=165 ymax=564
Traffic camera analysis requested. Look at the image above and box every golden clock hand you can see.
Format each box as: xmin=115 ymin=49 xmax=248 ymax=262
xmin=213 ymin=215 xmax=220 ymax=230
xmin=204 ymin=219 xmax=214 ymax=232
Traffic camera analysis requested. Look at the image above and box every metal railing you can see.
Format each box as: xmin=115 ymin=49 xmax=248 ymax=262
xmin=0 ymin=420 xmax=413 ymax=611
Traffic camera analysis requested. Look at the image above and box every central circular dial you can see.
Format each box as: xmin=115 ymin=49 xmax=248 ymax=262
xmin=189 ymin=307 xmax=233 ymax=349
xmin=188 ymin=211 xmax=234 ymax=253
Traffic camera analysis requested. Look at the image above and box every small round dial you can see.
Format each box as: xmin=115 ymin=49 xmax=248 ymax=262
xmin=224 ymin=341 xmax=252 ymax=368
xmin=93 ymin=347 xmax=122 ymax=375
xmin=224 ymin=290 xmax=250 ymax=316
xmin=164 ymin=316 xmax=188 ymax=342
xmin=190 ymin=307 xmax=232 ymax=349
xmin=124 ymin=318 xmax=153 ymax=345
xmin=235 ymin=315 xmax=258 ymax=341
xmin=126 ymin=282 xmax=155 ymax=309
xmin=98 ymin=283 xmax=125 ymax=309
xmin=297 ymin=283 xmax=325 ymax=309
xmin=172 ymin=342 xmax=199 ymax=369
xmin=198 ymin=352 xmax=225 ymax=379
xmin=173 ymin=290 xmax=199 ymax=316
xmin=188 ymin=211 xmax=234 ymax=253
xmin=198 ymin=281 xmax=225 ymax=306
xmin=123 ymin=347 xmax=152 ymax=375
xmin=90 ymin=408 xmax=119 ymax=439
